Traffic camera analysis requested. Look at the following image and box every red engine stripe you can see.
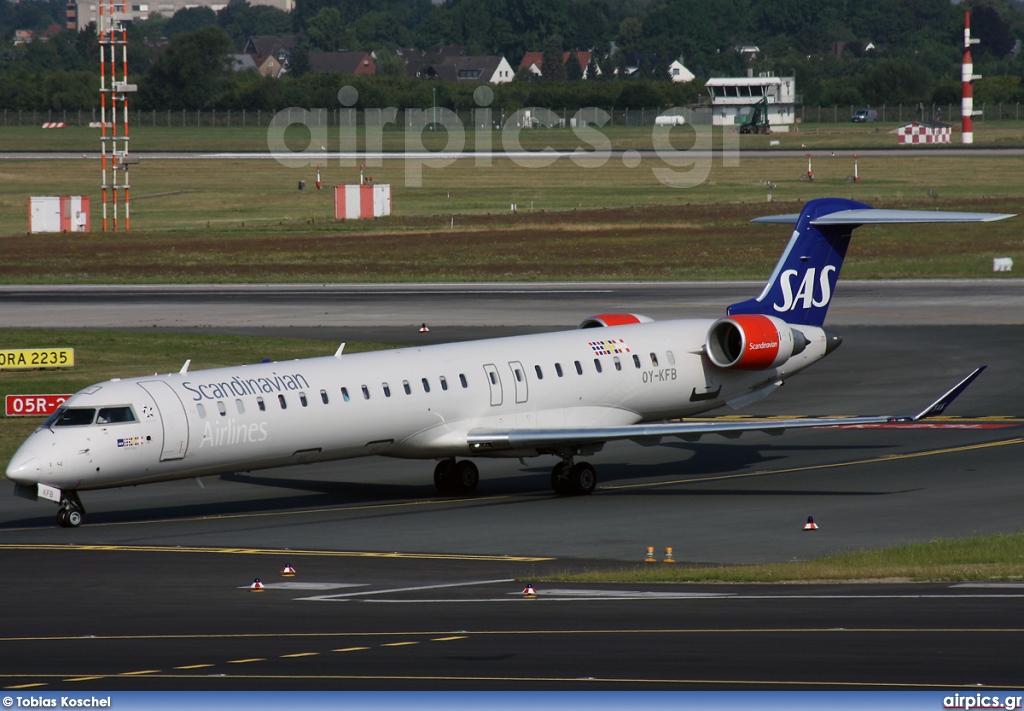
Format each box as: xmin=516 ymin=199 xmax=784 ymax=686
xmin=590 ymin=314 xmax=642 ymax=327
xmin=731 ymin=314 xmax=781 ymax=369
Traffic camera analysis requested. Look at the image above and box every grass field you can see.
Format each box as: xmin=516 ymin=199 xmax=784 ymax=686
xmin=1 ymin=150 xmax=1021 ymax=282
xmin=551 ymin=532 xmax=1024 ymax=583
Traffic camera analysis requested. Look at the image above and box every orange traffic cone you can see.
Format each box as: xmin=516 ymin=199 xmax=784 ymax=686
xmin=419 ymin=323 xmax=429 ymax=333
xmin=250 ymin=578 xmax=265 ymax=592
xmin=281 ymin=564 xmax=296 ymax=577
xmin=803 ymin=516 xmax=818 ymax=531
xmin=522 ymin=584 xmax=537 ymax=598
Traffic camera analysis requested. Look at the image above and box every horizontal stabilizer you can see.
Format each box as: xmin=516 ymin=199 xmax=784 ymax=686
xmin=753 ymin=209 xmax=1015 ymax=225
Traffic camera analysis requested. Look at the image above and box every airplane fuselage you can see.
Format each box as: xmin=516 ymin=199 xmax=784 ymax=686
xmin=8 ymin=318 xmax=830 ymax=492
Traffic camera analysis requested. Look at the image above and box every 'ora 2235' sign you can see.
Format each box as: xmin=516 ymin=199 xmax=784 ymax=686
xmin=0 ymin=348 xmax=75 ymax=369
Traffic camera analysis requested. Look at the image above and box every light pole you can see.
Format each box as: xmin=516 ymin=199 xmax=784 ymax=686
xmin=432 ymin=87 xmax=436 ymax=131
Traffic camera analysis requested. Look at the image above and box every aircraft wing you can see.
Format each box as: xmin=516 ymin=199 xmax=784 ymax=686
xmin=467 ymin=367 xmax=985 ymax=453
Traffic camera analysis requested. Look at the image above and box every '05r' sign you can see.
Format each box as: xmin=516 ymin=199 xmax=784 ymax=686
xmin=5 ymin=394 xmax=72 ymax=416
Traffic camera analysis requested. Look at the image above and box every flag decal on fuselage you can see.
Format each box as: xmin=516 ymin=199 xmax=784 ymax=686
xmin=589 ymin=339 xmax=631 ymax=356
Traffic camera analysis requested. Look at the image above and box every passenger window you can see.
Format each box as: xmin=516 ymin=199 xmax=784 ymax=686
xmin=361 ymin=385 xmax=370 ymax=400
xmin=667 ymin=351 xmax=676 ymax=365
xmin=341 ymin=387 xmax=350 ymax=402
xmin=514 ymin=369 xmax=523 ymax=382
xmin=96 ymin=406 xmax=135 ymax=424
xmin=383 ymin=383 xmax=391 ymax=397
xmin=459 ymin=373 xmax=468 ymax=388
xmin=197 ymin=404 xmax=206 ymax=419
xmin=594 ymin=359 xmax=603 ymax=373
xmin=299 ymin=392 xmax=308 ymax=407
xmin=613 ymin=356 xmax=622 ymax=371
xmin=555 ymin=363 xmax=563 ymax=377
xmin=574 ymin=361 xmax=583 ymax=375
xmin=422 ymin=378 xmax=431 ymax=393
xmin=489 ymin=371 xmax=498 ymax=385
xmin=235 ymin=399 xmax=245 ymax=414
xmin=632 ymin=354 xmax=641 ymax=369
xmin=650 ymin=353 xmax=659 ymax=367
xmin=320 ymin=389 xmax=328 ymax=404
xmin=534 ymin=365 xmax=543 ymax=379
xmin=257 ymin=397 xmax=265 ymax=412
xmin=217 ymin=401 xmax=227 ymax=416
xmin=403 ymin=380 xmax=411 ymax=395
xmin=278 ymin=394 xmax=287 ymax=409
xmin=440 ymin=376 xmax=448 ymax=391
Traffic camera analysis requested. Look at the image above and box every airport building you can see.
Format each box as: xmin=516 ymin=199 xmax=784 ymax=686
xmin=705 ymin=72 xmax=798 ymax=132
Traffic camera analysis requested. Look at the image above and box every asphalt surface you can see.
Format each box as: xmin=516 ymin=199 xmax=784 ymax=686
xmin=2 ymin=282 xmax=1024 ymax=690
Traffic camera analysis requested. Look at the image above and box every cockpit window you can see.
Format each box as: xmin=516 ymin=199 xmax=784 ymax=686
xmin=53 ymin=408 xmax=96 ymax=427
xmin=97 ymin=406 xmax=136 ymax=424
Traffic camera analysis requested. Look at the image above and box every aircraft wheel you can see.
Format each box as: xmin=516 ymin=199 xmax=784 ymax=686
xmin=65 ymin=508 xmax=83 ymax=527
xmin=433 ymin=459 xmax=456 ymax=495
xmin=550 ymin=462 xmax=571 ymax=496
xmin=452 ymin=460 xmax=479 ymax=495
xmin=569 ymin=462 xmax=597 ymax=495
xmin=57 ymin=509 xmax=70 ymax=527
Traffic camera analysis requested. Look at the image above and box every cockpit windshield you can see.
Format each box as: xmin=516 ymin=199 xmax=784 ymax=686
xmin=50 ymin=408 xmax=96 ymax=427
xmin=40 ymin=405 xmax=137 ymax=430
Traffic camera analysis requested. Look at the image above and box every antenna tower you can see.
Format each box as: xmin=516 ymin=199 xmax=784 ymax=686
xmin=99 ymin=0 xmax=136 ymax=231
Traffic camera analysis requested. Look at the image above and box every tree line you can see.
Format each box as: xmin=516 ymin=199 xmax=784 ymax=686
xmin=2 ymin=0 xmax=1023 ymax=112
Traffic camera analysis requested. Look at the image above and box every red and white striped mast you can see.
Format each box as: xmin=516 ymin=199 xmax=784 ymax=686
xmin=962 ymin=11 xmax=981 ymax=144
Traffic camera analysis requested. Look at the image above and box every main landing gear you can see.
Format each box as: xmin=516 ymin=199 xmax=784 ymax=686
xmin=57 ymin=491 xmax=85 ymax=528
xmin=433 ymin=458 xmax=479 ymax=496
xmin=550 ymin=459 xmax=597 ymax=496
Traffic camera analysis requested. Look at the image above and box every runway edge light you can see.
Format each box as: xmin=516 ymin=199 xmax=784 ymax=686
xmin=644 ymin=546 xmax=656 ymax=562
xmin=250 ymin=578 xmax=265 ymax=592
xmin=281 ymin=564 xmax=296 ymax=577
xmin=803 ymin=516 xmax=819 ymax=531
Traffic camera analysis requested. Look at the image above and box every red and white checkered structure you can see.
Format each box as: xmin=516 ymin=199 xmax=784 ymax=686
xmin=41 ymin=122 xmax=66 ymax=128
xmin=897 ymin=122 xmax=951 ymax=145
xmin=334 ymin=183 xmax=391 ymax=220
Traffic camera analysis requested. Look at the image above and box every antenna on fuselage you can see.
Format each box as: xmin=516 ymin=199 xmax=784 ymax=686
xmin=179 ymin=359 xmax=191 ymax=374
xmin=334 ymin=343 xmax=345 ymax=358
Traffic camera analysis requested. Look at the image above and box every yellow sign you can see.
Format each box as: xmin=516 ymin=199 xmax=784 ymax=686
xmin=0 ymin=348 xmax=75 ymax=369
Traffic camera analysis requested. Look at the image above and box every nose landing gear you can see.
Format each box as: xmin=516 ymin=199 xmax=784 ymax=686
xmin=57 ymin=492 xmax=85 ymax=528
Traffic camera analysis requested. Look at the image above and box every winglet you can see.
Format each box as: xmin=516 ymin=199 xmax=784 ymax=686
xmin=179 ymin=359 xmax=191 ymax=374
xmin=909 ymin=367 xmax=986 ymax=421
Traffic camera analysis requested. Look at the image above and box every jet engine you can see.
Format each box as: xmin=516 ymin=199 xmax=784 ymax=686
xmin=578 ymin=313 xmax=654 ymax=329
xmin=705 ymin=314 xmax=807 ymax=370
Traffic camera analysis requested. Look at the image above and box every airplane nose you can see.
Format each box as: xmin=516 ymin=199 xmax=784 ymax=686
xmin=6 ymin=448 xmax=41 ymax=484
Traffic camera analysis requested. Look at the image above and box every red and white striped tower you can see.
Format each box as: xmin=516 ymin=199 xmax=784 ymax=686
xmin=962 ymin=11 xmax=981 ymax=145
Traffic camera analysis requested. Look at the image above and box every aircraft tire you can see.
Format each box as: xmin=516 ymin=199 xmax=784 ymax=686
xmin=433 ymin=459 xmax=457 ymax=495
xmin=452 ymin=460 xmax=479 ymax=495
xmin=550 ymin=463 xmax=571 ymax=496
xmin=569 ymin=462 xmax=597 ymax=495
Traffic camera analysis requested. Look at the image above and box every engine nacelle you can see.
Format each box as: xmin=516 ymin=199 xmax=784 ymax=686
xmin=578 ymin=313 xmax=654 ymax=329
xmin=705 ymin=314 xmax=807 ymax=370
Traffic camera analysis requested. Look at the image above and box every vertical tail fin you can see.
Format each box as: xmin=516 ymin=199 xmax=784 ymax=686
xmin=728 ymin=197 xmax=869 ymax=326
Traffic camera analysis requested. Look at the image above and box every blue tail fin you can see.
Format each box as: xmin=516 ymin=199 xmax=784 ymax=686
xmin=728 ymin=197 xmax=871 ymax=326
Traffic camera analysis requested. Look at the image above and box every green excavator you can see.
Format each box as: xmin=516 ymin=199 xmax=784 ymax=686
xmin=739 ymin=96 xmax=771 ymax=134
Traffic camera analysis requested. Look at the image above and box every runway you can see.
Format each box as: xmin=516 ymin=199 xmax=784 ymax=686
xmin=2 ymin=282 xmax=1024 ymax=689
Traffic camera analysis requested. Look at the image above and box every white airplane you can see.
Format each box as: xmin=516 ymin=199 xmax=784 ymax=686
xmin=6 ymin=198 xmax=1013 ymax=527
